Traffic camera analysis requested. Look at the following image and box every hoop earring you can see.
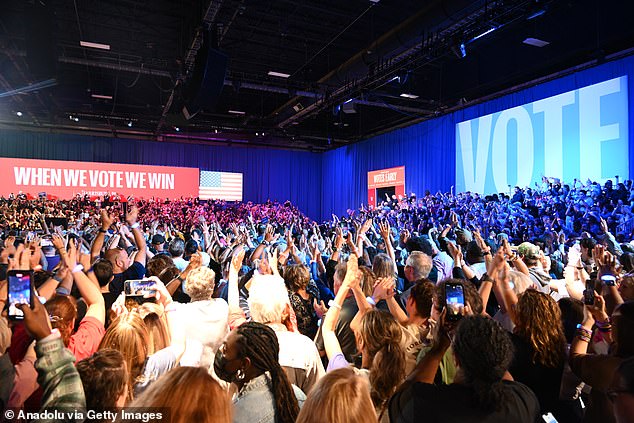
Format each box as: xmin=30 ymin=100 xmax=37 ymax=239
xmin=236 ymin=369 xmax=245 ymax=382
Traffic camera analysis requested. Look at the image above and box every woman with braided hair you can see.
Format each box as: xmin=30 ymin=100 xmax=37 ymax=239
xmin=213 ymin=321 xmax=304 ymax=423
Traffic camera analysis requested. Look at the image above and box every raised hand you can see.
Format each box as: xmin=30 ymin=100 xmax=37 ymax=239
xmin=342 ymin=254 xmax=360 ymax=289
xmin=100 ymin=209 xmax=114 ymax=230
xmin=230 ymin=246 xmax=246 ymax=274
xmin=379 ymin=220 xmax=391 ymax=239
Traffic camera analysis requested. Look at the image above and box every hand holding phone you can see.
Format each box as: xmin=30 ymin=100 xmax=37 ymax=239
xmin=445 ymin=282 xmax=465 ymax=321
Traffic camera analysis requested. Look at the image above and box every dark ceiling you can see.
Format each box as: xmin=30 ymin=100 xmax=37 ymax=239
xmin=1 ymin=0 xmax=633 ymax=151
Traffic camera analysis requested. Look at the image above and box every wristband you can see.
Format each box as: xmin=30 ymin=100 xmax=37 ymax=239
xmin=366 ymin=296 xmax=377 ymax=306
xmin=328 ymin=300 xmax=342 ymax=310
xmin=98 ymin=228 xmax=108 ymax=233
xmin=130 ymin=222 xmax=140 ymax=229
xmin=72 ymin=264 xmax=84 ymax=274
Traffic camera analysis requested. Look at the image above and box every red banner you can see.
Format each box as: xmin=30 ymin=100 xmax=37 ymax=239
xmin=367 ymin=166 xmax=406 ymax=208
xmin=0 ymin=158 xmax=200 ymax=199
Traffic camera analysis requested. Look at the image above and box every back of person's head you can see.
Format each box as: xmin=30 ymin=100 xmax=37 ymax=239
xmin=248 ymin=274 xmax=289 ymax=324
xmin=235 ymin=322 xmax=300 ymax=423
xmin=99 ymin=312 xmax=150 ymax=398
xmin=358 ymin=266 xmax=376 ymax=298
xmin=284 ymin=264 xmax=310 ymax=292
xmin=296 ymin=367 xmax=378 ymax=423
xmin=138 ymin=303 xmax=171 ymax=352
xmin=409 ymin=280 xmax=435 ymax=318
xmin=184 ymin=267 xmax=216 ymax=301
xmin=580 ymin=237 xmax=597 ymax=254
xmin=465 ymin=241 xmax=485 ymax=264
xmin=130 ymin=367 xmax=231 ymax=423
xmin=614 ymin=301 xmax=634 ymax=357
xmin=620 ymin=253 xmax=634 ymax=274
xmin=452 ymin=315 xmax=514 ymax=412
xmin=168 ymin=238 xmax=185 ymax=258
xmin=435 ymin=279 xmax=484 ymax=315
xmin=77 ymin=349 xmax=128 ymax=411
xmin=405 ymin=237 xmax=433 ymax=256
xmin=405 ymin=251 xmax=432 ymax=280
xmin=146 ymin=254 xmax=175 ymax=278
xmin=372 ymin=253 xmax=395 ymax=279
xmin=184 ymin=239 xmax=199 ymax=256
xmin=558 ymin=297 xmax=584 ymax=344
xmin=45 ymin=294 xmax=78 ymax=347
xmin=508 ymin=270 xmax=534 ymax=296
xmin=92 ymin=258 xmax=113 ymax=287
xmin=359 ymin=309 xmax=406 ymax=411
xmin=515 ymin=290 xmax=566 ymax=367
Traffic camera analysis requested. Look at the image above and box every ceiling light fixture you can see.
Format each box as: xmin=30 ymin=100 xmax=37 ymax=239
xmin=127 ymin=121 xmax=133 ymax=127
xmin=523 ymin=37 xmax=550 ymax=47
xmin=79 ymin=40 xmax=111 ymax=50
xmin=400 ymin=93 xmax=419 ymax=99
xmin=267 ymin=71 xmax=291 ymax=78
xmin=175 ymin=127 xmax=180 ymax=132
xmin=470 ymin=27 xmax=497 ymax=42
xmin=16 ymin=111 xmax=23 ymax=117
xmin=91 ymin=94 xmax=113 ymax=100
xmin=228 ymin=110 xmax=246 ymax=115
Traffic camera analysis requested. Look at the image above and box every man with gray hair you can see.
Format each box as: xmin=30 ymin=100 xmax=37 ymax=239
xmin=398 ymin=251 xmax=433 ymax=309
xmin=247 ymin=274 xmax=324 ymax=394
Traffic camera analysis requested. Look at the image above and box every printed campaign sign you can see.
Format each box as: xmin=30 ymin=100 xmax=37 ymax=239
xmin=0 ymin=158 xmax=200 ymax=199
xmin=456 ymin=76 xmax=628 ymax=193
xmin=367 ymin=166 xmax=405 ymax=207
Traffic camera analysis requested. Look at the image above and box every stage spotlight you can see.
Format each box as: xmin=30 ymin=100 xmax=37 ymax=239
xmin=175 ymin=127 xmax=180 ymax=132
xmin=127 ymin=121 xmax=133 ymax=127
xmin=16 ymin=111 xmax=23 ymax=117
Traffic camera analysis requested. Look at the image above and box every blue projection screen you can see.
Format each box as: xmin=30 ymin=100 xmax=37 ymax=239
xmin=456 ymin=76 xmax=629 ymax=194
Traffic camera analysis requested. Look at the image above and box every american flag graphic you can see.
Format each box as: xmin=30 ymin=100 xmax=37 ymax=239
xmin=199 ymin=171 xmax=243 ymax=201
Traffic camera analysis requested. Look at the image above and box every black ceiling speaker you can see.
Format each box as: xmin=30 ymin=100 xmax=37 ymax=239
xmin=25 ymin=1 xmax=57 ymax=81
xmin=182 ymin=30 xmax=228 ymax=120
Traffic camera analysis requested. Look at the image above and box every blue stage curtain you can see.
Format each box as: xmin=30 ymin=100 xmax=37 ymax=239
xmin=322 ymin=54 xmax=634 ymax=220
xmin=0 ymin=130 xmax=323 ymax=220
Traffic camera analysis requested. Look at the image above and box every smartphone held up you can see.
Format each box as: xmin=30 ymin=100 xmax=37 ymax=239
xmin=7 ymin=270 xmax=34 ymax=320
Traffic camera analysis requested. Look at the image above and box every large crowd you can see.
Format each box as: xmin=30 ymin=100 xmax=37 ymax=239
xmin=0 ymin=176 xmax=633 ymax=423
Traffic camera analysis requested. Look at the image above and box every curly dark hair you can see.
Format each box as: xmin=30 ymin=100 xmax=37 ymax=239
xmin=235 ymin=322 xmax=300 ymax=423
xmin=452 ymin=315 xmax=514 ymax=412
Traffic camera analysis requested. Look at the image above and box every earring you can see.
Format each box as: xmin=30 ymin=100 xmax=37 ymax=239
xmin=236 ymin=369 xmax=245 ymax=382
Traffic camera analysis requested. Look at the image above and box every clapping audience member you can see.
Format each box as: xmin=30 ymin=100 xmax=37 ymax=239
xmin=322 ymin=254 xmax=406 ymax=421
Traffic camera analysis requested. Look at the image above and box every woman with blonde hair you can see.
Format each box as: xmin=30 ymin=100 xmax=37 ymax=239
xmin=99 ymin=279 xmax=185 ymax=399
xmin=323 ymin=255 xmax=406 ymax=422
xmin=296 ymin=367 xmax=378 ymax=423
xmin=138 ymin=302 xmax=171 ymax=352
xmin=131 ymin=367 xmax=231 ymax=423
